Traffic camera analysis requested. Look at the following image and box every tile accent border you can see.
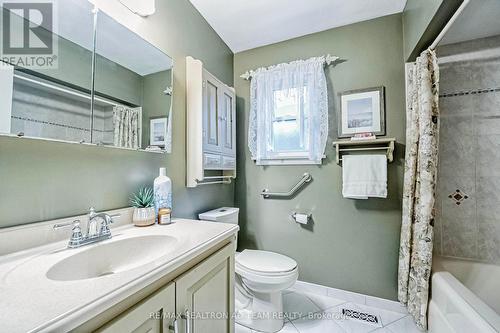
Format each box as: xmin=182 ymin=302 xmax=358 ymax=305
xmin=440 ymin=87 xmax=500 ymax=98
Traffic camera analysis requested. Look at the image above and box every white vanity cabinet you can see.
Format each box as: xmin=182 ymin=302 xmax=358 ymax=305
xmin=92 ymin=242 xmax=235 ymax=333
xmin=97 ymin=283 xmax=176 ymax=333
xmin=175 ymin=241 xmax=235 ymax=333
xmin=187 ymin=56 xmax=236 ymax=187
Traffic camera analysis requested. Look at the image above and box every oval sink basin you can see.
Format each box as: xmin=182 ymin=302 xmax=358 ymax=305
xmin=46 ymin=235 xmax=178 ymax=281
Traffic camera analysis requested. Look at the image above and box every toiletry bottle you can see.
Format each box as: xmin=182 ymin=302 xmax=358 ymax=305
xmin=154 ymin=167 xmax=172 ymax=223
xmin=158 ymin=207 xmax=172 ymax=225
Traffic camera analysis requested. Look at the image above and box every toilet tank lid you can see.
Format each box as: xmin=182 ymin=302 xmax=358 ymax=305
xmin=199 ymin=207 xmax=239 ymax=221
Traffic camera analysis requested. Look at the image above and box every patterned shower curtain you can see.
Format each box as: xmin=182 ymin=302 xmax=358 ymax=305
xmin=398 ymin=49 xmax=440 ymax=330
xmin=113 ymin=105 xmax=140 ymax=149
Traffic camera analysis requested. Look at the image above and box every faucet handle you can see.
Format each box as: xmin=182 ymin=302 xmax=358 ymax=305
xmin=53 ymin=219 xmax=81 ymax=230
xmin=54 ymin=220 xmax=84 ymax=248
xmin=89 ymin=207 xmax=96 ymax=217
xmin=67 ymin=220 xmax=84 ymax=248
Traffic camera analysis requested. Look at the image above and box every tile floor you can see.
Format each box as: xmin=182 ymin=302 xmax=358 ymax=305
xmin=236 ymin=282 xmax=421 ymax=333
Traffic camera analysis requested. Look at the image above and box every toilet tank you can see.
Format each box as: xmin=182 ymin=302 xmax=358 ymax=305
xmin=199 ymin=207 xmax=239 ymax=224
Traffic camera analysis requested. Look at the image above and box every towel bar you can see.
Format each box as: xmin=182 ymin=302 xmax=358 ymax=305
xmin=195 ymin=175 xmax=233 ymax=185
xmin=261 ymin=173 xmax=312 ymax=199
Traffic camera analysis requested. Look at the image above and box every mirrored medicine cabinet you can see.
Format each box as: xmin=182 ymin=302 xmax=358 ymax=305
xmin=0 ymin=0 xmax=173 ymax=153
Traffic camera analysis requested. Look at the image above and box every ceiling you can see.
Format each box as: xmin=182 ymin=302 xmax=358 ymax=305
xmin=189 ymin=0 xmax=407 ymax=53
xmin=440 ymin=0 xmax=500 ymax=45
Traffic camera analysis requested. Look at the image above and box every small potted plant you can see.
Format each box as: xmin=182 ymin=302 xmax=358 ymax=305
xmin=130 ymin=187 xmax=156 ymax=227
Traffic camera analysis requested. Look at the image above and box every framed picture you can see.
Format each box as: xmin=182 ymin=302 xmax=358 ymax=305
xmin=338 ymin=86 xmax=385 ymax=138
xmin=150 ymin=117 xmax=168 ymax=147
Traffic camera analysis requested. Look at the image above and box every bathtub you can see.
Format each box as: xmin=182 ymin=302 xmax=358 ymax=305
xmin=429 ymin=256 xmax=500 ymax=333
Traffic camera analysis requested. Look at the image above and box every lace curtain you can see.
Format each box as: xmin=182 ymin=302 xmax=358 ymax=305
xmin=248 ymin=56 xmax=328 ymax=164
xmin=113 ymin=105 xmax=140 ymax=149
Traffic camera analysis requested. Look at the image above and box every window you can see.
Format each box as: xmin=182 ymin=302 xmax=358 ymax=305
xmin=270 ymin=87 xmax=309 ymax=157
xmin=248 ymin=57 xmax=328 ymax=165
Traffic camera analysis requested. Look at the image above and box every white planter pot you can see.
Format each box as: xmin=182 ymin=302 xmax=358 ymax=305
xmin=133 ymin=207 xmax=156 ymax=227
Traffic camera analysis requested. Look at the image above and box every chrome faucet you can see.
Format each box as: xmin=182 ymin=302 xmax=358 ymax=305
xmin=54 ymin=207 xmax=120 ymax=248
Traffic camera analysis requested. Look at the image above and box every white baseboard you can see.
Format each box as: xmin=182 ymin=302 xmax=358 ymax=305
xmin=288 ymin=280 xmax=408 ymax=314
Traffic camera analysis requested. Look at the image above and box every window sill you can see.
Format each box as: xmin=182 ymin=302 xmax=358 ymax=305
xmin=254 ymin=158 xmax=324 ymax=166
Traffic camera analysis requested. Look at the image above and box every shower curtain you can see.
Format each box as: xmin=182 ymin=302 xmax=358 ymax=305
xmin=398 ymin=49 xmax=440 ymax=330
xmin=113 ymin=105 xmax=140 ymax=149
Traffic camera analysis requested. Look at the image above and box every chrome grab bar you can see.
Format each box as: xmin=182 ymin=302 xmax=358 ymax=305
xmin=261 ymin=173 xmax=312 ymax=199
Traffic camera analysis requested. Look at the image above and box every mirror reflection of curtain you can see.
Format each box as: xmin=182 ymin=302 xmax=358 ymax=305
xmin=113 ymin=105 xmax=140 ymax=149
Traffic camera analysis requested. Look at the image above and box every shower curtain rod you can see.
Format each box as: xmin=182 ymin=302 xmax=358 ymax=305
xmin=239 ymin=54 xmax=339 ymax=80
xmin=13 ymin=73 xmax=123 ymax=108
xmin=430 ymin=0 xmax=470 ymax=50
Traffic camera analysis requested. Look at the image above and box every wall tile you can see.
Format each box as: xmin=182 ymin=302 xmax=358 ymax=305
xmin=433 ymin=214 xmax=442 ymax=256
xmin=439 ymin=95 xmax=474 ymax=116
xmin=471 ymin=92 xmax=500 ymax=117
xmin=441 ymin=217 xmax=477 ymax=259
xmin=478 ymin=59 xmax=500 ymax=89
xmin=440 ymin=114 xmax=473 ymax=139
xmin=437 ymin=176 xmax=475 ymax=217
xmin=438 ymin=135 xmax=474 ymax=179
xmin=475 ymin=136 xmax=500 ymax=177
xmin=476 ymin=176 xmax=500 ymax=219
xmin=477 ymin=219 xmax=500 ymax=264
xmin=440 ymin=63 xmax=477 ymax=94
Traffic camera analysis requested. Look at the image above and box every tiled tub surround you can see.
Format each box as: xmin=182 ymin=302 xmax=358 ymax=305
xmin=11 ymin=79 xmax=115 ymax=144
xmin=236 ymin=281 xmax=420 ymax=333
xmin=435 ymin=42 xmax=500 ymax=264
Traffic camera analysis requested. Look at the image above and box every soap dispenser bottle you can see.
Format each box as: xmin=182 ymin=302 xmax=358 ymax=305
xmin=154 ymin=167 xmax=172 ymax=223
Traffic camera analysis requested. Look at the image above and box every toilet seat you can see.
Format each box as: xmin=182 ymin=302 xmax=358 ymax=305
xmin=236 ymin=250 xmax=297 ymax=274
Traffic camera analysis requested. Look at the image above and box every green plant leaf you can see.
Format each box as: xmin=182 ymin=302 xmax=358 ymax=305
xmin=130 ymin=186 xmax=154 ymax=208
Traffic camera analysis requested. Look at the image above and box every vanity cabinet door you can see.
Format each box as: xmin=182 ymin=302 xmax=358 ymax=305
xmin=96 ymin=283 xmax=175 ymax=333
xmin=220 ymin=87 xmax=236 ymax=158
xmin=175 ymin=243 xmax=235 ymax=333
xmin=203 ymin=70 xmax=222 ymax=154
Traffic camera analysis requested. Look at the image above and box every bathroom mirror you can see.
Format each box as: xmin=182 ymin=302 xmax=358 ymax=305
xmin=0 ymin=0 xmax=173 ymax=153
xmin=0 ymin=0 xmax=95 ymax=143
xmin=92 ymin=10 xmax=173 ymax=151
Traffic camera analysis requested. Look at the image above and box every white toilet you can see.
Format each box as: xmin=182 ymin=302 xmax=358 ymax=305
xmin=199 ymin=207 xmax=299 ymax=333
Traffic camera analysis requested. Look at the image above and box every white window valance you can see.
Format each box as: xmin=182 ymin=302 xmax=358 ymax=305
xmin=248 ymin=56 xmax=329 ymax=165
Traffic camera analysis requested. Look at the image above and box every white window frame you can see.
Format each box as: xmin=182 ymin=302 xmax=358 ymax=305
xmin=256 ymin=85 xmax=322 ymax=165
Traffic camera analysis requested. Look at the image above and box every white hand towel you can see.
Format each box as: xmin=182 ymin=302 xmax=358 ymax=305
xmin=342 ymin=155 xmax=387 ymax=199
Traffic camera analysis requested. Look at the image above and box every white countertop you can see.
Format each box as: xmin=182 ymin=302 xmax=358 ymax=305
xmin=0 ymin=219 xmax=238 ymax=333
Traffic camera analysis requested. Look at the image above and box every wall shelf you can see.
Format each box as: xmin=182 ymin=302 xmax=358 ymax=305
xmin=333 ymin=138 xmax=396 ymax=164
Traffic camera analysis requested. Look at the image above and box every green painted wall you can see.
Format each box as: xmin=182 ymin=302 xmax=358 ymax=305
xmin=234 ymin=14 xmax=405 ymax=300
xmin=403 ymin=0 xmax=443 ymax=60
xmin=95 ymin=53 xmax=144 ymax=106
xmin=0 ymin=0 xmax=234 ymax=228
xmin=403 ymin=0 xmax=464 ymax=61
xmin=141 ymin=70 xmax=172 ymax=147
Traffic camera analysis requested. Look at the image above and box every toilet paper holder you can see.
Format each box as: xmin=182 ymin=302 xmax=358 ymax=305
xmin=291 ymin=212 xmax=311 ymax=224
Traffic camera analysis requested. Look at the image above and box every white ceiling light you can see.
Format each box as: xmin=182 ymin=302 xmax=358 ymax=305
xmin=119 ymin=0 xmax=155 ymax=17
